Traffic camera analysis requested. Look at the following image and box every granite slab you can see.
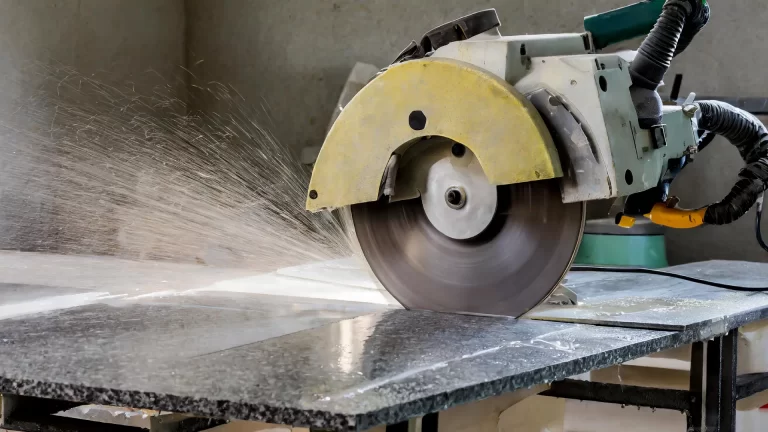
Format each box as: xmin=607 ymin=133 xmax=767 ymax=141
xmin=3 ymin=254 xmax=766 ymax=430
xmin=0 ymin=281 xmax=388 ymax=349
xmin=0 ymin=298 xmax=694 ymax=431
xmin=528 ymin=260 xmax=768 ymax=336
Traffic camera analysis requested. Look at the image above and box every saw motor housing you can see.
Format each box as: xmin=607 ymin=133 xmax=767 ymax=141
xmin=306 ymin=19 xmax=698 ymax=220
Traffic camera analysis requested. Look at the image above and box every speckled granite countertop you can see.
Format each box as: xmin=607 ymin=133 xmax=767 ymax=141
xmin=1 ymin=256 xmax=766 ymax=430
xmin=0 ymin=288 xmax=687 ymax=431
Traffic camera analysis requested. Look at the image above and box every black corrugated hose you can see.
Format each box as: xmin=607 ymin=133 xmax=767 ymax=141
xmin=628 ymin=0 xmax=709 ymax=127
xmin=672 ymin=1 xmax=710 ymax=57
xmin=629 ymin=1 xmax=768 ymax=231
xmin=630 ymin=0 xmax=709 ymax=88
xmin=696 ymin=101 xmax=768 ymax=225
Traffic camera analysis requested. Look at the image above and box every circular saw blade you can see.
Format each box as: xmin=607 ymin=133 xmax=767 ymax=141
xmin=351 ymin=180 xmax=585 ymax=317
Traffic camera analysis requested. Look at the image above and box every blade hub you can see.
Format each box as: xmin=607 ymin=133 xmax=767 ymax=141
xmin=421 ymin=157 xmax=497 ymax=240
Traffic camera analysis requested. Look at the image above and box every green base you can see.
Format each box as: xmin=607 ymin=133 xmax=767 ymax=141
xmin=575 ymin=234 xmax=668 ymax=268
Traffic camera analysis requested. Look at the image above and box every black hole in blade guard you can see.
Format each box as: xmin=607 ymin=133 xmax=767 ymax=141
xmin=409 ymin=111 xmax=427 ymax=130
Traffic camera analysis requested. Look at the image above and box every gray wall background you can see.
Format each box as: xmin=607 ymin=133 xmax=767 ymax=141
xmin=0 ymin=0 xmax=185 ymax=252
xmin=2 ymin=0 xmax=767 ymax=265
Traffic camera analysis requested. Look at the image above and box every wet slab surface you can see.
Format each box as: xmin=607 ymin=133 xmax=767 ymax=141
xmin=528 ymin=260 xmax=768 ymax=335
xmin=0 ymin=298 xmax=687 ymax=431
xmin=0 ymin=282 xmax=388 ymax=351
xmin=2 ymin=254 xmax=767 ymax=430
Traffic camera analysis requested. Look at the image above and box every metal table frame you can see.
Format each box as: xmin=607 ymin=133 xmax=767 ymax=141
xmin=380 ymin=329 xmax=768 ymax=432
xmin=0 ymin=395 xmax=227 ymax=432
xmin=543 ymin=330 xmax=752 ymax=432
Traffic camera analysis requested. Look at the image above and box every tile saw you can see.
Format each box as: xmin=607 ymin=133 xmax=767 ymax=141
xmin=305 ymin=1 xmax=768 ymax=317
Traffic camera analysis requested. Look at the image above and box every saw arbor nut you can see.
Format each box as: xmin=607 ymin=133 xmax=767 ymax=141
xmin=444 ymin=187 xmax=466 ymax=209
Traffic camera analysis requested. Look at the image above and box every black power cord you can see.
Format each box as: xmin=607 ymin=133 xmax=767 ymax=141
xmin=755 ymin=192 xmax=768 ymax=253
xmin=570 ymin=265 xmax=768 ymax=292
xmin=570 ymin=194 xmax=768 ymax=293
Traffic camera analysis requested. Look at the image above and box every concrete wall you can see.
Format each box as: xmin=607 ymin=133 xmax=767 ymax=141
xmin=185 ymin=0 xmax=630 ymax=154
xmin=0 ymin=0 xmax=185 ymax=89
xmin=0 ymin=0 xmax=185 ymax=252
xmin=186 ymin=0 xmax=768 ymax=265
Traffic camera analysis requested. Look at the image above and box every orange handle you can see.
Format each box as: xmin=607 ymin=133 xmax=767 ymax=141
xmin=644 ymin=203 xmax=706 ymax=229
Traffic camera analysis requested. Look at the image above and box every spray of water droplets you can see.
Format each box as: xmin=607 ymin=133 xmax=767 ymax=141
xmin=0 ymin=63 xmax=351 ymax=271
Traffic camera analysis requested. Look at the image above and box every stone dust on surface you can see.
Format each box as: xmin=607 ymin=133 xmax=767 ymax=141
xmin=0 ymin=63 xmax=350 ymax=271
